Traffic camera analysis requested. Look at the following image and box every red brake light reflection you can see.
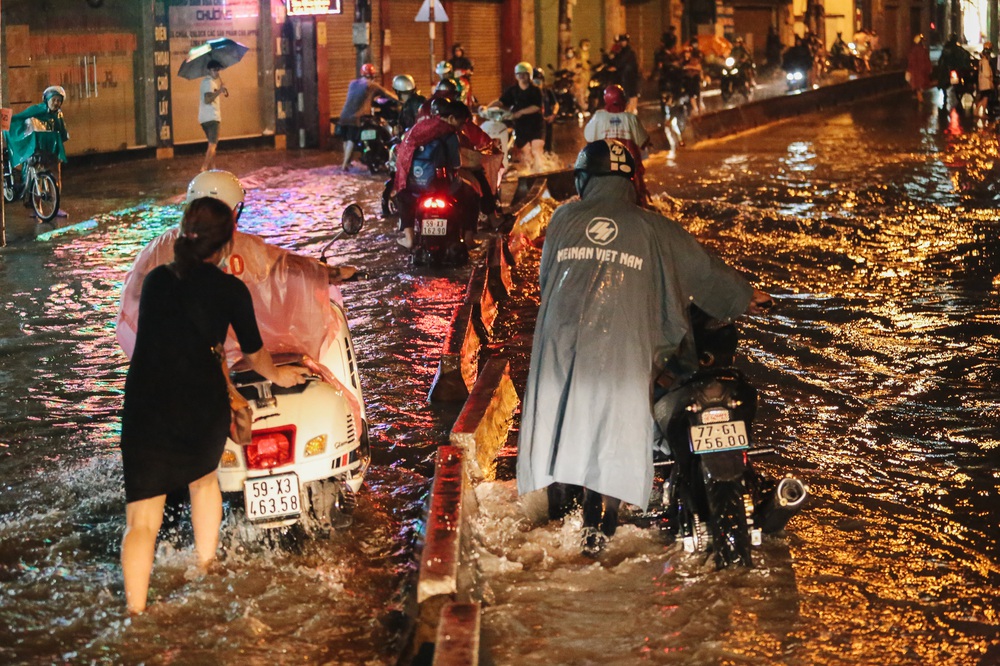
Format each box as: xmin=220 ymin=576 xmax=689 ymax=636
xmin=422 ymin=197 xmax=448 ymax=210
xmin=245 ymin=426 xmax=296 ymax=469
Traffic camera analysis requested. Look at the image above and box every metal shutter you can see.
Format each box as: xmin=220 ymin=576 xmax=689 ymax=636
xmin=625 ymin=0 xmax=665 ymax=78
xmin=386 ymin=0 xmax=449 ymax=94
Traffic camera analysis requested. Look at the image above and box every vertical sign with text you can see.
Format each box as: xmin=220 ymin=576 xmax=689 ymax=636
xmin=154 ymin=1 xmax=174 ymax=151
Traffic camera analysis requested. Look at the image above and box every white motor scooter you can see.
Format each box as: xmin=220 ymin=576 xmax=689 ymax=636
xmin=217 ymin=206 xmax=369 ymax=536
xmin=479 ymin=107 xmax=515 ymax=171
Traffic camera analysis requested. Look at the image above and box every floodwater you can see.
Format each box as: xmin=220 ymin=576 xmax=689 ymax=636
xmin=0 ymin=165 xmax=474 ymax=664
xmin=476 ymin=95 xmax=1000 ymax=665
xmin=1 ymin=92 xmax=998 ymax=665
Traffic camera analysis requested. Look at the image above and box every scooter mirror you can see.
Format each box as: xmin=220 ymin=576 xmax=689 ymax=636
xmin=341 ymin=203 xmax=365 ymax=235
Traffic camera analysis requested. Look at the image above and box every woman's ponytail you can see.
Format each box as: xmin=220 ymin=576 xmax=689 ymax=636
xmin=171 ymin=197 xmax=235 ymax=278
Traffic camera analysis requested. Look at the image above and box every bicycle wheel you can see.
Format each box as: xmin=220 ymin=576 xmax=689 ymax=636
xmin=31 ymin=172 xmax=60 ymax=222
xmin=2 ymin=152 xmax=16 ymax=203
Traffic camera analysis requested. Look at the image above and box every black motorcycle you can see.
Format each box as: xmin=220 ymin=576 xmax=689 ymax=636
xmin=357 ymin=96 xmax=399 ymax=175
xmin=586 ymin=61 xmax=619 ymax=113
xmin=547 ymin=64 xmax=579 ymax=120
xmin=720 ymin=57 xmax=753 ymax=102
xmin=649 ymin=310 xmax=808 ymax=569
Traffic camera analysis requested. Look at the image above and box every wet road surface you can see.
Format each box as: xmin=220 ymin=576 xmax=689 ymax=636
xmin=476 ymin=93 xmax=1000 ymax=665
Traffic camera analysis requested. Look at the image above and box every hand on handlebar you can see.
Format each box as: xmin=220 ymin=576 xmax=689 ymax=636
xmin=747 ymin=288 xmax=774 ymax=314
xmin=272 ymin=364 xmax=310 ymax=388
xmin=327 ymin=264 xmax=358 ymax=284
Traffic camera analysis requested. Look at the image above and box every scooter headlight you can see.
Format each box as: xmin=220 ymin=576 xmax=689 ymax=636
xmin=304 ymin=434 xmax=328 ymax=457
xmin=786 ymin=72 xmax=794 ymax=81
xmin=793 ymin=72 xmax=804 ymax=81
xmin=725 ymin=57 xmax=735 ymax=68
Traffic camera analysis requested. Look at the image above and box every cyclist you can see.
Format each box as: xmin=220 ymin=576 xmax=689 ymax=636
xmin=6 ymin=86 xmax=69 ymax=215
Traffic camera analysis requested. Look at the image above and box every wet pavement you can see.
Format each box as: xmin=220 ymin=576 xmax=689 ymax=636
xmin=2 ymin=84 xmax=999 ymax=664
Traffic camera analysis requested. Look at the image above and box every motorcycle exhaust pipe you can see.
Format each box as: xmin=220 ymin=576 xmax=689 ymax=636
xmin=756 ymin=474 xmax=809 ymax=534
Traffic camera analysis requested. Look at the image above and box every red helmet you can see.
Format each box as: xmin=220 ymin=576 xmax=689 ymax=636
xmin=360 ymin=63 xmax=377 ymax=78
xmin=603 ymin=85 xmax=626 ymax=112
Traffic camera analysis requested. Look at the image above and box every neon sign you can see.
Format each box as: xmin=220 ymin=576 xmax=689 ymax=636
xmin=285 ymin=0 xmax=342 ymax=16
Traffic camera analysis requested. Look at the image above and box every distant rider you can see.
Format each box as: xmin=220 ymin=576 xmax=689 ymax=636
xmin=391 ymin=97 xmax=480 ymax=249
xmin=583 ymin=85 xmax=651 ymax=205
xmin=730 ymin=37 xmax=757 ymax=87
xmin=491 ymin=62 xmax=545 ymax=172
xmin=336 ymin=63 xmax=397 ymax=172
xmin=392 ymin=74 xmax=426 ymax=134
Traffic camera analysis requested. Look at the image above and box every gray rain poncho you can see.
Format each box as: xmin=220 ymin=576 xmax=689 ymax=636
xmin=517 ymin=176 xmax=753 ymax=509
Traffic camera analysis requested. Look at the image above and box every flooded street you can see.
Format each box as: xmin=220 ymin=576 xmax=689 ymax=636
xmin=477 ymin=93 xmax=1000 ymax=665
xmin=1 ymin=89 xmax=999 ymax=665
xmin=0 ymin=165 xmax=473 ymax=663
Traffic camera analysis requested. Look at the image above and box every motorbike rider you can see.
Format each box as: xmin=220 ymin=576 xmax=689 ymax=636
xmin=391 ymin=97 xmax=481 ymax=249
xmin=336 ymin=63 xmax=397 ymax=172
xmin=392 ymin=74 xmax=426 ymax=134
xmin=729 ymin=36 xmax=757 ymax=87
xmin=448 ymin=43 xmax=474 ymax=74
xmin=491 ymin=62 xmax=546 ymax=172
xmin=974 ymin=42 xmax=996 ymax=121
xmin=116 ymin=170 xmax=358 ymax=362
xmin=609 ymin=34 xmax=640 ymax=113
xmin=533 ymin=68 xmax=559 ymax=152
xmin=681 ymin=39 xmax=705 ymax=114
xmin=583 ymin=85 xmax=651 ymax=205
xmin=937 ymin=34 xmax=974 ymax=110
xmin=783 ymin=36 xmax=813 ymax=83
xmin=6 ymin=85 xmax=70 ymax=214
xmin=517 ymin=139 xmax=772 ymax=556
xmin=829 ymin=31 xmax=851 ymax=70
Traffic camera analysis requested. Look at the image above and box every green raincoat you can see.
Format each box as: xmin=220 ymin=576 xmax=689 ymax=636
xmin=4 ymin=103 xmax=69 ymax=168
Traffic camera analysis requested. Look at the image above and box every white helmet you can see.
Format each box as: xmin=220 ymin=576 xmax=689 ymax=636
xmin=43 ymin=85 xmax=66 ymax=101
xmin=186 ymin=170 xmax=245 ymax=221
xmin=392 ymin=74 xmax=416 ymax=93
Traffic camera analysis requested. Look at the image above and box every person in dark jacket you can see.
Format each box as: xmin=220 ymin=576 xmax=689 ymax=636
xmin=610 ymin=34 xmax=641 ymax=112
xmin=533 ymin=67 xmax=559 ymax=152
xmin=517 ymin=140 xmax=772 ymax=556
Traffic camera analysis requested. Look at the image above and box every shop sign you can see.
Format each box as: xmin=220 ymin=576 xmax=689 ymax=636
xmin=285 ymin=0 xmax=342 ymax=15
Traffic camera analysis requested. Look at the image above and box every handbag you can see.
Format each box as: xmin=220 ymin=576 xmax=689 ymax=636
xmin=213 ymin=342 xmax=253 ymax=446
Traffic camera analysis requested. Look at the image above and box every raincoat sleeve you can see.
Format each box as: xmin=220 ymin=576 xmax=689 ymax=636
xmin=659 ymin=221 xmax=753 ymax=322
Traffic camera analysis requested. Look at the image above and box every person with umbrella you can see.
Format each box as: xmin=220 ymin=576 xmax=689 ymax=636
xmin=178 ymin=39 xmax=249 ymax=172
xmin=198 ymin=61 xmax=228 ymax=172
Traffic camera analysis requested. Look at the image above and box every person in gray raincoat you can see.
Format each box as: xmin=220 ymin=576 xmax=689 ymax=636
xmin=517 ymin=139 xmax=772 ymax=555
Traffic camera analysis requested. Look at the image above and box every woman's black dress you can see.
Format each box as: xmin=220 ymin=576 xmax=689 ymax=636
xmin=120 ymin=262 xmax=263 ymax=503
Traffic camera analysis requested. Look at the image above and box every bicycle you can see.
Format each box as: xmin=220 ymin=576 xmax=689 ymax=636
xmin=2 ymin=145 xmax=61 ymax=222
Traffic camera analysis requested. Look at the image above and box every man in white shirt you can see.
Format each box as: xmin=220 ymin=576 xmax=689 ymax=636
xmin=199 ymin=61 xmax=227 ymax=172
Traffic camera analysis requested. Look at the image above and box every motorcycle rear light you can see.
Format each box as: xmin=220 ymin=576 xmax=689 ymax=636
xmin=304 ymin=434 xmax=328 ymax=457
xmin=700 ymin=408 xmax=731 ymax=424
xmin=421 ymin=196 xmax=448 ymax=210
xmin=219 ymin=449 xmax=239 ymax=468
xmin=245 ymin=426 xmax=296 ymax=470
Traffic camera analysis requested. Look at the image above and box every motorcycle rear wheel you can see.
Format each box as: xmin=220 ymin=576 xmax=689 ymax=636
xmin=31 ymin=171 xmax=60 ymax=222
xmin=2 ymin=151 xmax=16 ymax=203
xmin=707 ymin=480 xmax=752 ymax=569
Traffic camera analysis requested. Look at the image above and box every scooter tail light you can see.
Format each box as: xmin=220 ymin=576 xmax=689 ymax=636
xmin=421 ymin=196 xmax=449 ymax=210
xmin=245 ymin=426 xmax=296 ymax=470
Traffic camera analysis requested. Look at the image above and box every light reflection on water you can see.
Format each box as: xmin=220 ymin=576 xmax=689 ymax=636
xmin=0 ymin=168 xmax=472 ymax=662
xmin=477 ymin=96 xmax=1000 ymax=664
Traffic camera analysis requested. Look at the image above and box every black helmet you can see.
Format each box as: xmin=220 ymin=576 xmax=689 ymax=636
xmin=574 ymin=139 xmax=635 ymax=196
xmin=434 ymin=79 xmax=458 ymax=95
xmin=532 ymin=67 xmax=545 ymax=81
xmin=616 ymin=33 xmax=630 ymax=43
